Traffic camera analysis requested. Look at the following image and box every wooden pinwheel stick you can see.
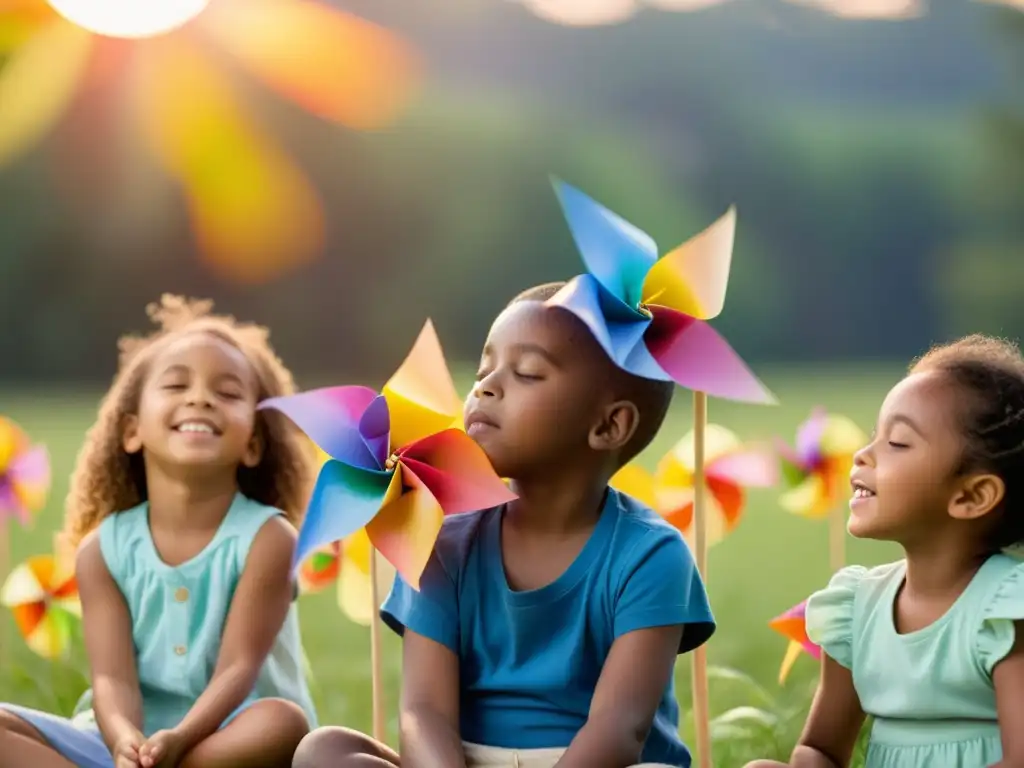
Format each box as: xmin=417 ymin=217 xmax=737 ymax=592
xmin=369 ymin=546 xmax=386 ymax=743
xmin=690 ymin=392 xmax=712 ymax=768
xmin=829 ymin=505 xmax=845 ymax=573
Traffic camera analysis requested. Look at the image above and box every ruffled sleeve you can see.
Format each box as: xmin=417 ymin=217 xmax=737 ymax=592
xmin=805 ymin=565 xmax=868 ymax=670
xmin=977 ymin=559 xmax=1024 ymax=676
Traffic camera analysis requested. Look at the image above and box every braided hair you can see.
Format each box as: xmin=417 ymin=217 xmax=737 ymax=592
xmin=912 ymin=334 xmax=1024 ymax=550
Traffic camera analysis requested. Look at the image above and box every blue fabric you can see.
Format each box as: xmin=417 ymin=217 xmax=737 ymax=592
xmin=381 ymin=488 xmax=715 ymax=767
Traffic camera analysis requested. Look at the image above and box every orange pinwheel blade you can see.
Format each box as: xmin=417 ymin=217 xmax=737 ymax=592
xmin=0 ymin=17 xmax=91 ymax=165
xmin=382 ymin=321 xmax=463 ymax=451
xmin=367 ymin=465 xmax=443 ymax=590
xmin=202 ymin=0 xmax=419 ymax=130
xmin=135 ymin=38 xmax=324 ymax=283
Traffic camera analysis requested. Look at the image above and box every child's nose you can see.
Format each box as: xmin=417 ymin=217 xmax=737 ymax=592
xmin=853 ymin=440 xmax=874 ymax=467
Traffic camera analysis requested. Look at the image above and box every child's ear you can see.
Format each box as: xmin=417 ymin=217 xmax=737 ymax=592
xmin=242 ymin=431 xmax=263 ymax=468
xmin=589 ymin=400 xmax=640 ymax=454
xmin=949 ymin=472 xmax=1005 ymax=521
xmin=122 ymin=415 xmax=143 ymax=454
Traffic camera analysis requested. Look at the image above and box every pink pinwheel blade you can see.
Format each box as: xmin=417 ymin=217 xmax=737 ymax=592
xmin=399 ymin=429 xmax=516 ymax=515
xmin=708 ymin=449 xmax=778 ymax=487
xmin=259 ymin=386 xmax=384 ymax=471
xmin=645 ymin=308 xmax=775 ymax=404
xmin=796 ymin=408 xmax=828 ymax=466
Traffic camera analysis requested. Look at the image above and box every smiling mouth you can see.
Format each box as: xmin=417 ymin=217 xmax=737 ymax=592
xmin=851 ymin=480 xmax=876 ymax=499
xmin=173 ymin=420 xmax=221 ymax=436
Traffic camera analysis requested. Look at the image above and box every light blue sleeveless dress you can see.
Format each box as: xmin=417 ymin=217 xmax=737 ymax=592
xmin=0 ymin=493 xmax=317 ymax=768
xmin=806 ymin=554 xmax=1024 ymax=767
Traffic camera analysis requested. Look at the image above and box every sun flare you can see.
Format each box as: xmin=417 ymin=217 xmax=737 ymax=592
xmin=47 ymin=0 xmax=210 ymax=38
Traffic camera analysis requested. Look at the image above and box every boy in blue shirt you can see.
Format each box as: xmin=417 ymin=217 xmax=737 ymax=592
xmin=294 ymin=283 xmax=715 ymax=768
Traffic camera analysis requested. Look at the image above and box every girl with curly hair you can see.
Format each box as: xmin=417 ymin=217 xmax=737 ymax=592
xmin=0 ymin=295 xmax=319 ymax=768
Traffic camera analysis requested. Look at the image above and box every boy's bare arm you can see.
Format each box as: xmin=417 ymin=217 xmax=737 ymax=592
xmin=556 ymin=624 xmax=684 ymax=768
xmin=400 ymin=630 xmax=466 ymax=768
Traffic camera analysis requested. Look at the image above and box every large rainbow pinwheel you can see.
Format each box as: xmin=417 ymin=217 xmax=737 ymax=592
xmin=611 ymin=424 xmax=777 ymax=545
xmin=547 ymin=178 xmax=774 ymax=403
xmin=260 ymin=321 xmax=515 ymax=589
xmin=1 ymin=553 xmax=80 ymax=659
xmin=769 ymin=600 xmax=820 ymax=685
xmin=0 ymin=0 xmax=418 ymax=282
xmin=777 ymin=408 xmax=866 ymax=521
xmin=0 ymin=415 xmax=50 ymax=528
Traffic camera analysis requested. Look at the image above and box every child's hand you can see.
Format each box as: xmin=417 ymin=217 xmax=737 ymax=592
xmin=112 ymin=729 xmax=144 ymax=768
xmin=138 ymin=728 xmax=187 ymax=767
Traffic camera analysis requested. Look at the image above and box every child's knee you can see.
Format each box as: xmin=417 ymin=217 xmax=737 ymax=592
xmin=256 ymin=698 xmax=310 ymax=740
xmin=741 ymin=761 xmax=789 ymax=768
xmin=292 ymin=728 xmax=377 ymax=768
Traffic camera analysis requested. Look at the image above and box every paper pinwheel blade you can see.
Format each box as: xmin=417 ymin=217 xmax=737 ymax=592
xmin=382 ymin=319 xmax=464 ymax=451
xmin=779 ymin=409 xmax=866 ymax=519
xmin=769 ymin=600 xmax=821 ymax=685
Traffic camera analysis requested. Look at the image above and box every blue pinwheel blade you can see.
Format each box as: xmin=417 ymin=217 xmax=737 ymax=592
xmin=293 ymin=460 xmax=392 ymax=569
xmin=551 ymin=177 xmax=659 ymax=308
xmin=550 ymin=275 xmax=670 ymax=381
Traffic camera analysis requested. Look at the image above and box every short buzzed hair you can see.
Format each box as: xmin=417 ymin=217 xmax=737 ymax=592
xmin=510 ymin=282 xmax=675 ymax=465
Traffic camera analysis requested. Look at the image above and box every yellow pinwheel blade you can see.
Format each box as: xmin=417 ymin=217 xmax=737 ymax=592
xmin=609 ymin=463 xmax=657 ymax=508
xmin=337 ymin=533 xmax=397 ymax=627
xmin=135 ymin=38 xmax=324 ymax=284
xmin=202 ymin=0 xmax=419 ymax=130
xmin=820 ymin=414 xmax=867 ymax=457
xmin=778 ymin=639 xmax=804 ymax=685
xmin=780 ymin=474 xmax=830 ymax=519
xmin=641 ymin=207 xmax=736 ymax=320
xmin=664 ymin=423 xmax=742 ymax=474
xmin=24 ymin=608 xmax=72 ymax=659
xmin=382 ymin=321 xmax=463 ymax=450
xmin=0 ymin=17 xmax=90 ymax=165
xmin=367 ymin=467 xmax=443 ymax=590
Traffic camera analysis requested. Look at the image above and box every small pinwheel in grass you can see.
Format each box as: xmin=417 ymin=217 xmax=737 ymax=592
xmin=546 ymin=178 xmax=774 ymax=403
xmin=1 ymin=553 xmax=80 ymax=659
xmin=296 ymin=542 xmax=340 ymax=595
xmin=611 ymin=424 xmax=777 ymax=546
xmin=294 ymin=532 xmax=397 ymax=626
xmin=769 ymin=600 xmax=821 ymax=685
xmin=777 ymin=408 xmax=867 ymax=519
xmin=0 ymin=415 xmax=50 ymax=528
xmin=260 ymin=321 xmax=516 ymax=589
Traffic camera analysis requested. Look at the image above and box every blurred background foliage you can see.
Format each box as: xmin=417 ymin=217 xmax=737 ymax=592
xmin=0 ymin=0 xmax=1021 ymax=387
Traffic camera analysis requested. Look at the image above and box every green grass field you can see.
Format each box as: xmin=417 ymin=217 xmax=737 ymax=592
xmin=0 ymin=365 xmax=906 ymax=764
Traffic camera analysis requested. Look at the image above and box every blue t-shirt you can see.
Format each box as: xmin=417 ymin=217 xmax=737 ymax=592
xmin=381 ymin=488 xmax=715 ymax=767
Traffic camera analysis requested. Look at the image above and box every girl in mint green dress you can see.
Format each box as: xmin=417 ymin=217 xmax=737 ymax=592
xmin=747 ymin=334 xmax=1024 ymax=768
xmin=0 ymin=296 xmax=318 ymax=768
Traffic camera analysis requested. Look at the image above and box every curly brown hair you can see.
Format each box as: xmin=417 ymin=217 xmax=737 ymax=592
xmin=61 ymin=294 xmax=316 ymax=551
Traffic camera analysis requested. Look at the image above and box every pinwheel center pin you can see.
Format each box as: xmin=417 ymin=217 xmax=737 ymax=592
xmin=384 ymin=453 xmax=400 ymax=471
xmin=637 ymin=302 xmax=653 ymax=319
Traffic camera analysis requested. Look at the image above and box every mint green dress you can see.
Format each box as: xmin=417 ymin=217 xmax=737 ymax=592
xmin=82 ymin=492 xmax=317 ymax=734
xmin=806 ymin=554 xmax=1023 ymax=767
